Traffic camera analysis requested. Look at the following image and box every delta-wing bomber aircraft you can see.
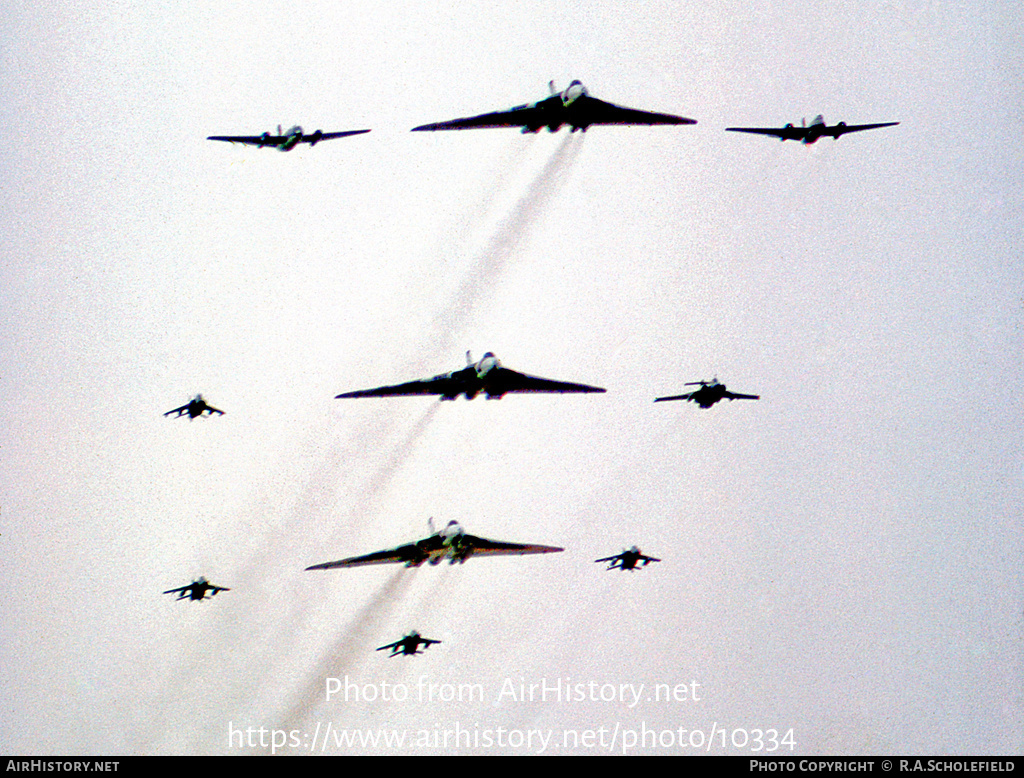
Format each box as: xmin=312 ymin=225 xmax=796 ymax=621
xmin=207 ymin=125 xmax=370 ymax=150
xmin=335 ymin=352 xmax=605 ymax=401
xmin=412 ymin=80 xmax=696 ymax=133
xmin=726 ymin=115 xmax=898 ymax=144
xmin=306 ymin=520 xmax=564 ymax=570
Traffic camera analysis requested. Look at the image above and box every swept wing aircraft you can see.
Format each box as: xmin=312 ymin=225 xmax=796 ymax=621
xmin=335 ymin=351 xmax=605 ymax=401
xmin=164 ymin=394 xmax=225 ymax=419
xmin=207 ymin=125 xmax=370 ymax=151
xmin=726 ymin=115 xmax=898 ymax=144
xmin=412 ymin=80 xmax=696 ymax=133
xmin=377 ymin=631 xmax=441 ymax=657
xmin=306 ymin=519 xmax=564 ymax=569
xmin=163 ymin=577 xmax=230 ymax=601
xmin=595 ymin=546 xmax=661 ymax=571
xmin=655 ymin=378 xmax=759 ymax=409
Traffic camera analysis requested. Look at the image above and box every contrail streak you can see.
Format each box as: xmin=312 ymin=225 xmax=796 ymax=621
xmin=426 ymin=132 xmax=585 ymax=363
xmin=273 ymin=567 xmax=416 ymax=739
xmin=349 ymin=403 xmax=439 ymax=526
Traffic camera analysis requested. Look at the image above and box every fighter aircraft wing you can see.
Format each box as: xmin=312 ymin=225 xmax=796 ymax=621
xmin=203 ymin=404 xmax=226 ymax=415
xmin=653 ymin=392 xmax=696 ymax=403
xmin=163 ymin=405 xmax=189 ymax=417
xmin=573 ymin=95 xmax=696 ymax=126
xmin=376 ymin=640 xmax=403 ymax=652
xmin=162 ymin=585 xmax=190 ymax=596
xmin=306 ymin=541 xmax=429 ymax=570
xmin=594 ymin=555 xmax=621 ymax=563
xmin=208 ymin=585 xmax=230 ymax=595
xmin=722 ymin=391 xmax=760 ymax=401
xmin=725 ymin=125 xmax=809 ymax=141
xmin=487 ymin=367 xmax=606 ymax=396
xmin=820 ymin=121 xmax=900 ymax=138
xmin=460 ymin=534 xmax=564 ymax=557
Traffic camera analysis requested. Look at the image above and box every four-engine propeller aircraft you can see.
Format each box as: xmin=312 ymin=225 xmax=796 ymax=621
xmin=306 ymin=519 xmax=564 ymax=570
xmin=164 ymin=395 xmax=225 ymax=419
xmin=335 ymin=352 xmax=605 ymax=401
xmin=377 ymin=631 xmax=442 ymax=657
xmin=207 ymin=125 xmax=370 ymax=151
xmin=654 ymin=378 xmax=759 ymax=409
xmin=595 ymin=546 xmax=661 ymax=571
xmin=726 ymin=115 xmax=898 ymax=144
xmin=163 ymin=577 xmax=230 ymax=601
xmin=412 ymin=80 xmax=696 ymax=133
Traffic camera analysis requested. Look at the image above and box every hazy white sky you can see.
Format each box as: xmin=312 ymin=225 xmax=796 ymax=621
xmin=1 ymin=0 xmax=1021 ymax=755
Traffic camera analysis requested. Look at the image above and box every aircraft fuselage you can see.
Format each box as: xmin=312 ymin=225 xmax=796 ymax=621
xmin=519 ymin=80 xmax=592 ymax=133
xmin=803 ymin=125 xmax=826 ymax=144
xmin=279 ymin=126 xmax=304 ymax=151
xmin=689 ymin=384 xmax=728 ymax=408
xmin=438 ymin=352 xmax=504 ymax=400
xmin=397 ymin=522 xmax=479 ymax=566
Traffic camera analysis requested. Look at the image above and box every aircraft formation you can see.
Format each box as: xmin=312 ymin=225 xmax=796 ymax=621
xmin=205 ymin=82 xmax=896 ymax=145
xmin=163 ymin=80 xmax=897 ymax=663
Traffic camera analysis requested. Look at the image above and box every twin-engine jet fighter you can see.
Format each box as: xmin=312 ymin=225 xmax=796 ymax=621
xmin=655 ymin=379 xmax=759 ymax=409
xmin=163 ymin=577 xmax=230 ymax=601
xmin=164 ymin=395 xmax=225 ymax=419
xmin=595 ymin=547 xmax=661 ymax=571
xmin=412 ymin=80 xmax=696 ymax=133
xmin=726 ymin=115 xmax=898 ymax=144
xmin=377 ymin=631 xmax=442 ymax=657
xmin=207 ymin=125 xmax=370 ymax=151
xmin=335 ymin=352 xmax=605 ymax=401
xmin=306 ymin=520 xmax=564 ymax=570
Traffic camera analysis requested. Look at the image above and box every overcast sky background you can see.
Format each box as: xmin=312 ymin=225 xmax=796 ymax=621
xmin=1 ymin=0 xmax=1021 ymax=755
